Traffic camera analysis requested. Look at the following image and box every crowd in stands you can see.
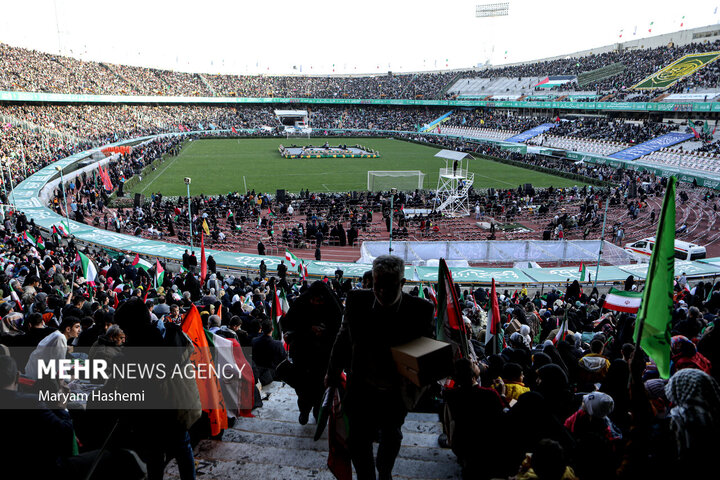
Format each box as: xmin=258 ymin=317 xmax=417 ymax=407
xmin=3 ymin=37 xmax=720 ymax=101
xmin=0 ymin=213 xmax=718 ymax=478
xmin=550 ymin=118 xmax=674 ymax=145
xmin=436 ymin=273 xmax=720 ymax=479
xmin=449 ymin=40 xmax=720 ymax=101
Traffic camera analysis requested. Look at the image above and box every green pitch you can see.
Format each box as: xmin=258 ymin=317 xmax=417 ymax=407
xmin=127 ymin=137 xmax=586 ymax=196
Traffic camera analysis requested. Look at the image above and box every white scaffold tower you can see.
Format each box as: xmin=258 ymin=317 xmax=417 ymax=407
xmin=433 ymin=150 xmax=474 ymax=217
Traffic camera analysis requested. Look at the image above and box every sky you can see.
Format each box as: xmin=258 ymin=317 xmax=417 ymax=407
xmin=0 ymin=0 xmax=719 ymax=75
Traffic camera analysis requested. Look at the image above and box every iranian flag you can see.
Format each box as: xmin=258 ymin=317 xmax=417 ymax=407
xmin=154 ymin=259 xmax=165 ymax=288
xmin=285 ymin=249 xmax=300 ymax=267
xmin=243 ymin=294 xmax=254 ymax=309
xmin=579 ymin=263 xmax=587 ymax=282
xmin=271 ymin=285 xmax=289 ymax=341
xmin=76 ymin=252 xmax=98 ymax=286
xmin=427 ymin=284 xmax=438 ymax=308
xmin=56 ymin=222 xmax=70 ymax=237
xmin=604 ymin=287 xmax=642 ymax=313
xmin=132 ymin=253 xmax=152 ymax=271
xmin=553 ymin=309 xmax=569 ymax=344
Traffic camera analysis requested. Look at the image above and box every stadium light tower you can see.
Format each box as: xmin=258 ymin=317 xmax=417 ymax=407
xmin=185 ymin=177 xmax=194 ymax=250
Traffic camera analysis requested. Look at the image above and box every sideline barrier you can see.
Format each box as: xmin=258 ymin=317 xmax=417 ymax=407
xmin=11 ymin=133 xmax=720 ymax=285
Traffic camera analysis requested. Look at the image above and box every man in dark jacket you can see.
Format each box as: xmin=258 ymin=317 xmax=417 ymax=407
xmin=326 ymin=255 xmax=434 ymax=480
xmin=281 ymin=281 xmax=342 ymax=424
xmin=251 ymin=318 xmax=287 ymax=385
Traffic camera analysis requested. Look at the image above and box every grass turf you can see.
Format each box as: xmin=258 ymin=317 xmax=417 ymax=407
xmin=128 ymin=137 xmax=587 ymax=196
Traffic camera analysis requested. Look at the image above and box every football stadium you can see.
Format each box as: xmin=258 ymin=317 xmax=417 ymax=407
xmin=2 ymin=2 xmax=720 ymax=479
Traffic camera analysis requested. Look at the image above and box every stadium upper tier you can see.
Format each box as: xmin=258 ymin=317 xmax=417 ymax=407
xmin=2 ymin=29 xmax=720 ymax=101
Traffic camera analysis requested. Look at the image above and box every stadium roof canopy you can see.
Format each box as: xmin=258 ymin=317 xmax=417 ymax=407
xmin=435 ymin=150 xmax=472 ymax=161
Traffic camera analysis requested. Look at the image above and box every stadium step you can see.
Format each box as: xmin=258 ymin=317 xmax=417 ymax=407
xmin=198 ymin=73 xmax=217 ymax=96
xmin=165 ymin=382 xmax=461 ymax=479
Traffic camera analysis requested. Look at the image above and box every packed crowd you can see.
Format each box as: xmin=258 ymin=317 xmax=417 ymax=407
xmin=3 ymin=37 xmax=720 ymax=101
xmin=454 ymin=39 xmax=720 ymax=98
xmin=0 ymin=222 xmax=717 ymax=479
xmin=550 ymin=118 xmax=675 ymax=145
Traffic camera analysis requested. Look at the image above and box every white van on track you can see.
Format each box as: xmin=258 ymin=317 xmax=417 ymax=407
xmin=625 ymin=237 xmax=707 ymax=262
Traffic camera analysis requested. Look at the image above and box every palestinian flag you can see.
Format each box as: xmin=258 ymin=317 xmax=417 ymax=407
xmin=268 ymin=206 xmax=275 ymax=217
xmin=436 ymin=258 xmax=469 ymax=359
xmin=579 ymin=263 xmax=587 ymax=282
xmin=534 ymin=75 xmax=576 ymax=88
xmin=154 ymin=259 xmax=164 ymax=288
xmin=285 ymin=249 xmax=300 ymax=267
xmin=76 ymin=252 xmax=98 ymax=286
xmin=132 ymin=253 xmax=152 ymax=271
xmin=24 ymin=232 xmax=45 ymax=250
xmin=604 ymin=287 xmax=642 ymax=313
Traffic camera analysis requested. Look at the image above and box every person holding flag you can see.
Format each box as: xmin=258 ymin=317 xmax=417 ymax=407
xmin=325 ymin=255 xmax=433 ymax=480
xmin=633 ymin=176 xmax=677 ymax=379
xmin=436 ymin=258 xmax=471 ymax=360
xmin=154 ymin=259 xmax=165 ymax=289
xmin=281 ymin=281 xmax=342 ymax=425
xmin=485 ymin=278 xmax=503 ymax=355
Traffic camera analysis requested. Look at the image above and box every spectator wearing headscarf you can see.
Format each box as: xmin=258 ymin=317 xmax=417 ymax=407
xmin=670 ymin=335 xmax=712 ymax=376
xmin=665 ymin=369 xmax=720 ymax=475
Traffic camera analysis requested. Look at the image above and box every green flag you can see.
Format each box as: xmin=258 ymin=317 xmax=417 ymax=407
xmin=633 ymin=176 xmax=676 ymax=379
xmin=418 ymin=283 xmax=425 ymax=299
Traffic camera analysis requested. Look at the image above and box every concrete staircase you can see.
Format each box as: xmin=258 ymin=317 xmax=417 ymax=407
xmin=198 ymin=74 xmax=217 ymax=96
xmin=166 ymin=382 xmax=460 ymax=479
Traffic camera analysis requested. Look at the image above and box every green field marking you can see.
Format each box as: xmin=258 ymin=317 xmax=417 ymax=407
xmin=127 ymin=137 xmax=587 ymax=196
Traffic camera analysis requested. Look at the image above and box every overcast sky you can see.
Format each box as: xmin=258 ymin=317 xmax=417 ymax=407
xmin=0 ymin=0 xmax=718 ymax=75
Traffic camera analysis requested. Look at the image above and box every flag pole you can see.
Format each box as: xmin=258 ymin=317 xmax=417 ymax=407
xmin=55 ymin=166 xmax=71 ymax=235
xmin=185 ymin=177 xmax=193 ymax=251
xmin=6 ymin=164 xmax=16 ymax=212
xmin=633 ymin=177 xmax=676 ymax=379
xmin=593 ymin=197 xmax=610 ymax=290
